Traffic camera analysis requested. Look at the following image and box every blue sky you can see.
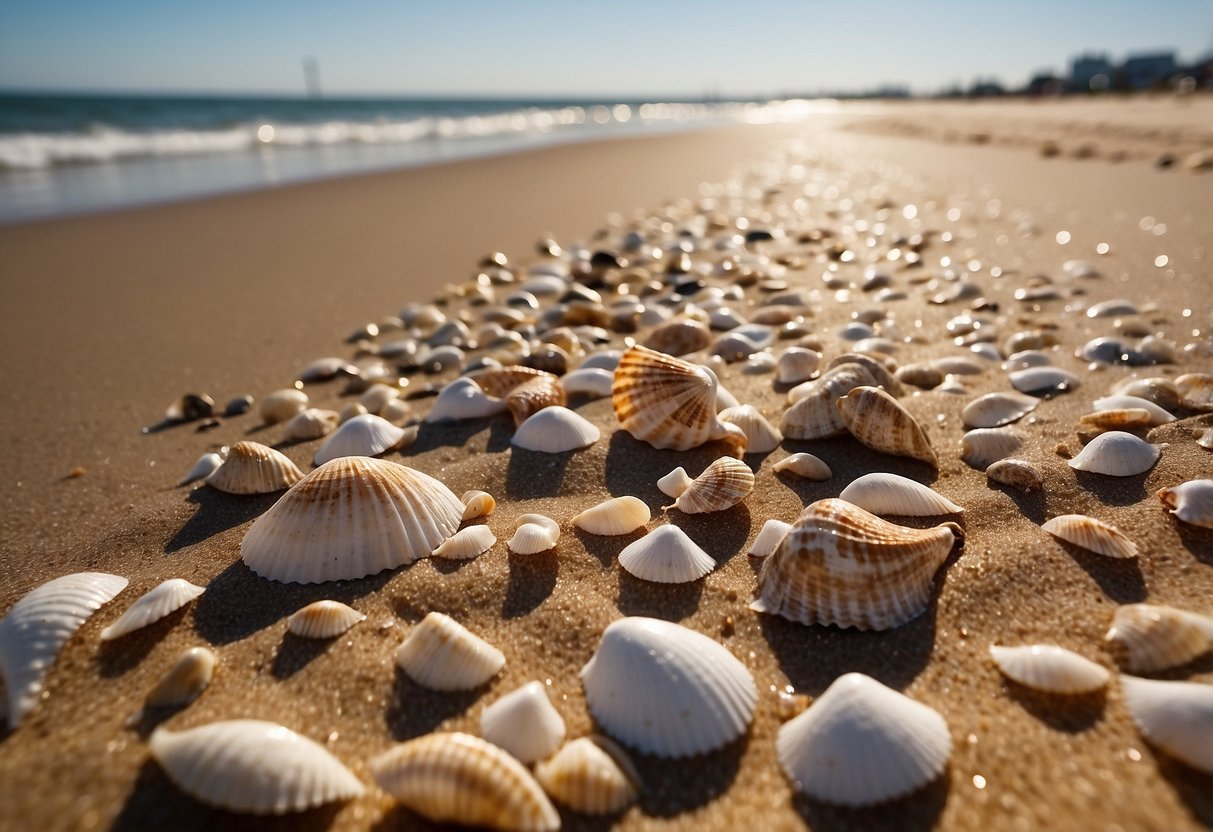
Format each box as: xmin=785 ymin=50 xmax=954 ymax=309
xmin=2 ymin=0 xmax=1210 ymax=96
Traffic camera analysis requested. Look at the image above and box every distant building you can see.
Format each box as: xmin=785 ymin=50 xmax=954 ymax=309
xmin=1071 ymin=53 xmax=1113 ymax=91
xmin=1120 ymin=52 xmax=1178 ymax=90
xmin=1025 ymin=72 xmax=1065 ymax=96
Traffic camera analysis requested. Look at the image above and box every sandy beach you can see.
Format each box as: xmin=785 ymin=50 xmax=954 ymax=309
xmin=1 ymin=98 xmax=1211 ymax=831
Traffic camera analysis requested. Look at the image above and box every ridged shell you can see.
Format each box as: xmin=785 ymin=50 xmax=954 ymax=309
xmin=100 ymin=578 xmax=205 ymax=640
xmin=986 ymin=458 xmax=1044 ymax=491
xmin=1195 ymin=428 xmax=1213 ymax=450
xmin=573 ymin=496 xmax=650 ymax=536
xmin=961 ymin=428 xmax=1022 ymax=470
xmin=241 ymin=457 xmax=464 ymax=583
xmin=313 ymin=413 xmax=406 ymax=466
xmin=1120 ymin=676 xmax=1213 ymax=775
xmin=534 ymin=736 xmax=639 ymax=815
xmin=426 ymin=378 xmax=506 ymax=422
xmin=657 ymin=466 xmax=694 ymax=498
xmin=206 ymin=441 xmax=303 ymax=494
xmin=777 ymin=673 xmax=951 ymax=807
xmin=989 ymin=645 xmax=1109 ymax=693
xmin=475 ymin=366 xmax=556 ymax=398
xmin=751 ymin=499 xmax=961 ymax=631
xmin=617 ymin=525 xmax=715 ymax=583
xmin=1157 ymin=479 xmax=1213 ymax=528
xmin=433 ymin=525 xmax=497 ymax=560
xmin=283 ymin=408 xmax=339 ymax=442
xmin=1106 ymin=604 xmax=1213 ymax=672
xmin=507 ymin=375 xmax=567 ymax=427
xmin=1068 ymin=431 xmax=1160 ymax=476
xmin=1079 ymin=408 xmax=1153 ymax=432
xmin=395 ymin=612 xmax=505 ymax=690
xmin=461 ymin=490 xmax=497 ymax=520
xmin=177 ymin=451 xmax=224 ymax=486
xmin=580 ymin=617 xmax=757 ymax=757
xmin=0 ymin=572 xmax=128 ymax=727
xmin=145 ymin=646 xmax=216 ymax=708
xmin=643 ymin=318 xmax=712 ymax=356
xmin=149 ymin=719 xmax=364 ymax=814
xmin=512 ymin=406 xmax=600 ymax=452
xmin=839 ymin=473 xmax=962 ymax=516
xmin=962 ymin=392 xmax=1039 ymax=428
xmin=508 ymin=514 xmax=561 ymax=554
xmin=370 ymin=732 xmax=559 ymax=832
xmin=782 ymin=364 xmax=878 ymax=440
xmin=670 ymin=457 xmax=755 ymax=513
xmin=1042 ymin=514 xmax=1138 ymax=558
xmin=286 ymin=600 xmax=365 ymax=638
xmin=1009 ymin=366 xmax=1080 ymax=394
xmin=480 ymin=681 xmax=566 ymax=764
xmin=776 ymin=347 xmax=822 ymax=384
xmin=829 ymin=353 xmax=903 ymax=397
xmin=259 ymin=388 xmax=309 ymax=424
xmin=837 ymin=386 xmax=938 ymax=468
xmin=749 ymin=519 xmax=793 ymax=559
xmin=772 ymin=453 xmax=832 ymax=481
xmin=558 ymin=367 xmax=614 ymax=398
xmin=718 ymin=405 xmax=783 ymax=453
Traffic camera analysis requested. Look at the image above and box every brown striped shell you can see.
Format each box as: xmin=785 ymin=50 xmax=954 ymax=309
xmin=206 ymin=441 xmax=303 ymax=494
xmin=1106 ymin=604 xmax=1213 ymax=672
xmin=506 ymin=375 xmax=566 ymax=427
xmin=643 ymin=318 xmax=712 ymax=356
xmin=475 ymin=366 xmax=556 ymax=398
xmin=837 ymin=386 xmax=938 ymax=468
xmin=669 ymin=457 xmax=755 ymax=514
xmin=534 ymin=736 xmax=640 ymax=815
xmin=781 ymin=363 xmax=878 ymax=441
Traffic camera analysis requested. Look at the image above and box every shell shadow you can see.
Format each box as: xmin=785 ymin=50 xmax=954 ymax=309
xmin=629 ymin=735 xmax=747 ymax=818
xmin=602 ymin=431 xmax=739 ymax=503
xmin=1175 ymin=522 xmax=1213 ymax=566
xmin=385 ymin=671 xmax=489 ymax=741
xmin=97 ymin=606 xmax=195 ymax=678
xmin=666 ymin=505 xmax=752 ymax=568
xmin=1060 ymin=544 xmax=1147 ymax=604
xmin=502 ymin=549 xmax=558 ymax=619
xmin=573 ymin=527 xmax=647 ymax=569
xmin=773 ymin=468 xmax=837 ymax=506
xmin=1154 ymin=752 xmax=1213 ymax=826
xmin=404 ymin=416 xmax=508 ymax=455
xmin=1004 ymin=682 xmax=1107 ymax=732
xmin=505 ymin=448 xmax=574 ymax=499
xmin=1072 ymin=470 xmax=1150 ymax=507
xmin=792 ymin=772 xmax=951 ymax=832
xmin=271 ymin=634 xmax=338 ymax=680
xmin=165 ymin=488 xmax=280 ymax=554
xmin=616 ymin=571 xmax=704 ymax=621
xmin=987 ymin=481 xmax=1047 ymax=524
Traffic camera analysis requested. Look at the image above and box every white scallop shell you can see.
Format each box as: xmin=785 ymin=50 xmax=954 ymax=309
xmin=425 ymin=377 xmax=506 ymax=422
xmin=206 ymin=441 xmax=303 ymax=494
xmin=573 ymin=496 xmax=650 ymax=536
xmin=1008 ymin=366 xmax=1080 ymax=394
xmin=839 ymin=474 xmax=962 ymax=517
xmin=617 ymin=525 xmax=715 ymax=583
xmin=961 ymin=428 xmax=1023 ymax=470
xmin=0 ymin=572 xmax=128 ymax=727
xmin=534 ymin=736 xmax=639 ymax=815
xmin=512 ymin=406 xmax=600 ymax=452
xmin=177 ymin=451 xmax=225 ymax=487
xmin=776 ymin=672 xmax=951 ymax=807
xmin=100 ymin=578 xmax=205 ymax=640
xmin=1093 ymin=395 xmax=1175 ymax=426
xmin=1120 ymin=676 xmax=1213 ymax=775
xmin=313 ymin=413 xmax=406 ymax=466
xmin=432 ymin=525 xmax=497 ymax=560
xmin=1042 ymin=514 xmax=1138 ymax=558
xmin=479 ymin=681 xmax=566 ymax=764
xmin=259 ymin=388 xmax=309 ymax=424
xmin=286 ymin=600 xmax=366 ymax=638
xmin=461 ymin=490 xmax=497 ymax=520
xmin=580 ymin=616 xmax=757 ymax=757
xmin=508 ymin=514 xmax=561 ymax=554
xmin=718 ymin=405 xmax=783 ymax=453
xmin=772 ymin=453 xmax=832 ymax=480
xmin=989 ymin=644 xmax=1109 ymax=693
xmin=558 ymin=367 xmax=615 ymax=398
xmin=962 ymin=391 xmax=1039 ymax=428
xmin=1157 ymin=479 xmax=1213 ymax=529
xmin=657 ymin=466 xmax=694 ymax=498
xmin=149 ymin=719 xmax=364 ymax=814
xmin=749 ymin=519 xmax=793 ymax=559
xmin=144 ymin=646 xmax=216 ymax=709
xmin=395 ymin=612 xmax=505 ymax=690
xmin=283 ymin=408 xmax=339 ymax=442
xmin=1068 ymin=431 xmax=1160 ymax=476
xmin=1106 ymin=604 xmax=1213 ymax=672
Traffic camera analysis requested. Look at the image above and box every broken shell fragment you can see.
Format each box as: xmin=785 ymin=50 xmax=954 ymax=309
xmin=432 ymin=525 xmax=497 ymax=560
xmin=177 ymin=451 xmax=225 ymax=486
xmin=512 ymin=406 xmax=600 ymax=452
xmin=282 ymin=408 xmax=339 ymax=442
xmin=618 ymin=525 xmax=715 ymax=583
xmin=718 ymin=405 xmax=783 ymax=454
xmin=839 ymin=473 xmax=962 ymax=516
xmin=1042 ymin=514 xmax=1137 ymax=558
xmin=749 ymin=519 xmax=793 ymax=559
xmin=657 ymin=466 xmax=694 ymax=499
xmin=461 ymin=490 xmax=496 ymax=520
xmin=1120 ymin=676 xmax=1213 ymax=775
xmin=573 ymin=496 xmax=650 ymax=536
xmin=259 ymin=388 xmax=309 ymax=425
xmin=312 ymin=413 xmax=405 ymax=466
xmin=986 ymin=458 xmax=1044 ymax=491
xmin=286 ymin=600 xmax=366 ymax=639
xmin=206 ymin=441 xmax=303 ymax=494
xmin=508 ymin=514 xmax=561 ymax=554
xmin=1157 ymin=479 xmax=1213 ymax=528
xmin=837 ymin=386 xmax=938 ymax=468
xmin=395 ymin=612 xmax=505 ymax=691
xmin=1106 ymin=604 xmax=1213 ymax=673
xmin=479 ymin=681 xmax=566 ymax=764
xmin=772 ymin=453 xmax=832 ymax=481
xmin=1067 ymin=431 xmax=1160 ymax=476
xmin=534 ymin=736 xmax=639 ymax=815
xmin=100 ymin=578 xmax=205 ymax=640
xmin=669 ymin=457 xmax=754 ymax=514
xmin=989 ymin=645 xmax=1110 ymax=694
xmin=144 ymin=646 xmax=216 ymax=709
xmin=962 ymin=392 xmax=1039 ymax=428
xmin=961 ymin=428 xmax=1023 ymax=470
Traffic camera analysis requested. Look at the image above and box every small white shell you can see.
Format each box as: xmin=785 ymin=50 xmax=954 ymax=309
xmin=100 ymin=578 xmax=205 ymax=641
xmin=961 ymin=428 xmax=1023 ymax=470
xmin=425 ymin=378 xmax=506 ymax=422
xmin=772 ymin=453 xmax=832 ymax=481
xmin=749 ymin=520 xmax=792 ymax=559
xmin=962 ymin=392 xmax=1039 ymax=428
xmin=657 ymin=466 xmax=694 ymax=498
xmin=618 ymin=525 xmax=715 ymax=583
xmin=313 ymin=413 xmax=405 ymax=466
xmin=512 ymin=406 xmax=600 ymax=452
xmin=395 ymin=612 xmax=505 ymax=690
xmin=359 ymin=384 xmax=401 ymax=416
xmin=1157 ymin=479 xmax=1213 ymax=529
xmin=259 ymin=388 xmax=309 ymax=424
xmin=718 ymin=405 xmax=783 ymax=453
xmin=479 ymin=681 xmax=566 ymax=764
xmin=177 ymin=451 xmax=224 ymax=487
xmin=508 ymin=514 xmax=561 ymax=554
xmin=145 ymin=646 xmax=216 ymax=709
xmin=534 ymin=736 xmax=639 ymax=815
xmin=1009 ymin=366 xmax=1080 ymax=394
xmin=1068 ymin=431 xmax=1160 ymax=476
xmin=573 ymin=496 xmax=650 ymax=536
xmin=283 ymin=408 xmax=339 ymax=442
xmin=461 ymin=490 xmax=497 ymax=520
xmin=1042 ymin=514 xmax=1138 ymax=558
xmin=149 ymin=719 xmax=365 ymax=814
xmin=989 ymin=645 xmax=1109 ymax=693
xmin=1106 ymin=604 xmax=1213 ymax=672
xmin=1120 ymin=676 xmax=1213 ymax=775
xmin=670 ymin=457 xmax=755 ymax=514
xmin=558 ymin=367 xmax=614 ymax=398
xmin=776 ymin=347 xmax=823 ymax=384
xmin=432 ymin=525 xmax=497 ymax=560
xmin=839 ymin=474 xmax=962 ymax=516
xmin=286 ymin=600 xmax=365 ymax=639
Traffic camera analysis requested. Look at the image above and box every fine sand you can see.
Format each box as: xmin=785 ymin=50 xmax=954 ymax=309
xmin=1 ymin=99 xmax=1211 ymax=832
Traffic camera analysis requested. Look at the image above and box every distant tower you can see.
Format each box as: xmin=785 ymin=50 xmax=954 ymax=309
xmin=303 ymin=57 xmax=322 ymax=98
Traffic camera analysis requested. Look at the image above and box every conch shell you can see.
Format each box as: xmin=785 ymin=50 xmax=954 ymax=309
xmin=837 ymin=386 xmax=938 ymax=468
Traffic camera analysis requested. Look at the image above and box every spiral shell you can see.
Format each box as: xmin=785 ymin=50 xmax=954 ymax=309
xmin=286 ymin=600 xmax=365 ymax=639
xmin=668 ymin=457 xmax=755 ymax=514
xmin=100 ymin=578 xmax=205 ymax=640
xmin=206 ymin=441 xmax=303 ymax=494
xmin=837 ymin=386 xmax=938 ymax=468
xmin=534 ymin=736 xmax=639 ymax=815
xmin=1157 ymin=479 xmax=1213 ymax=528
xmin=1106 ymin=604 xmax=1213 ymax=672
xmin=506 ymin=375 xmax=566 ymax=427
xmin=573 ymin=496 xmax=650 ymax=536
xmin=461 ymin=490 xmax=497 ymax=520
xmin=989 ymin=644 xmax=1109 ymax=694
xmin=313 ymin=413 xmax=406 ymax=466
xmin=1042 ymin=514 xmax=1137 ymax=558
xmin=395 ymin=612 xmax=505 ymax=691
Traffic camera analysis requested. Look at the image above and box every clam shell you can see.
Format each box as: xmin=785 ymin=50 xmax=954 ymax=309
xmin=206 ymin=441 xmax=303 ymax=494
xmin=241 ymin=457 xmax=464 ymax=583
xmin=100 ymin=578 xmax=205 ymax=640
xmin=339 ymin=402 xmax=369 ymax=424
xmin=776 ymin=347 xmax=822 ymax=384
xmin=828 ymin=353 xmax=903 ymax=397
xmin=1067 ymin=431 xmax=1160 ymax=476
xmin=508 ymin=514 xmax=561 ymax=554
xmin=296 ymin=356 xmax=357 ymax=382
xmin=837 ymin=386 xmax=938 ymax=468
xmin=512 ymin=406 xmax=600 ymax=452
xmin=580 ymin=616 xmax=757 ymax=757
xmin=1042 ymin=514 xmax=1138 ymax=558
xmin=1111 ymin=377 xmax=1182 ymax=410
xmin=313 ymin=413 xmax=406 ymax=466
xmin=772 ymin=453 xmax=832 ymax=480
xmin=644 ymin=317 xmax=712 ymax=356
xmin=670 ymin=457 xmax=754 ymax=513
xmin=1120 ymin=676 xmax=1213 ymax=775
xmin=1078 ymin=408 xmax=1153 ymax=432
xmin=579 ymin=350 xmax=622 ymax=372
xmin=1008 ymin=366 xmax=1080 ymax=394
xmin=433 ymin=525 xmax=497 ymax=560
xmin=1106 ymin=604 xmax=1213 ymax=672
xmin=145 ymin=646 xmax=216 ymax=708
xmin=461 ymin=490 xmax=497 ymax=520
xmin=370 ymin=732 xmax=559 ymax=831
xmin=534 ymin=736 xmax=639 ymax=815
xmin=782 ymin=363 xmax=877 ymax=440
xmin=748 ymin=519 xmax=793 ymax=559
xmin=286 ymin=600 xmax=365 ymax=639
xmin=617 ymin=525 xmax=715 ymax=583
xmin=507 ymin=375 xmax=566 ymax=427
xmin=776 ymin=672 xmax=951 ymax=807
xmin=426 ymin=378 xmax=506 ymax=422
xmin=1177 ymin=372 xmax=1213 ymax=411
xmin=989 ymin=645 xmax=1109 ymax=693
xmin=839 ymin=473 xmax=962 ymax=516
xmin=962 ymin=392 xmax=1039 ymax=428
xmin=474 ymin=366 xmax=557 ymax=398
xmin=0 ymin=572 xmax=128 ymax=727
xmin=359 ymin=384 xmax=401 ymax=416
xmin=718 ymin=405 xmax=783 ymax=453
xmin=259 ymin=388 xmax=309 ymax=424
xmin=657 ymin=466 xmax=694 ymax=498
xmin=986 ymin=458 xmax=1044 ymax=491
xmin=558 ymin=367 xmax=614 ymax=398
xmin=480 ymin=681 xmax=566 ymax=764
xmin=283 ymin=408 xmax=339 ymax=442
xmin=961 ymin=428 xmax=1023 ymax=470
xmin=149 ymin=719 xmax=364 ymax=814
xmin=751 ymin=499 xmax=961 ymax=630
xmin=396 ymin=612 xmax=505 ymax=690
xmin=573 ymin=496 xmax=650 ymax=536
xmin=1157 ymin=479 xmax=1213 ymax=528
xmin=177 ymin=451 xmax=225 ymax=487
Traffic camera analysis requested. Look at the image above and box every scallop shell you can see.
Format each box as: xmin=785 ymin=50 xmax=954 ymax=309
xmin=580 ymin=616 xmax=757 ymax=757
xmin=1067 ymin=431 xmax=1160 ymax=476
xmin=100 ymin=578 xmax=205 ymax=640
xmin=241 ymin=457 xmax=464 ymax=583
xmin=535 ymin=736 xmax=639 ymax=815
xmin=1042 ymin=514 xmax=1137 ymax=558
xmin=669 ymin=457 xmax=754 ymax=514
xmin=474 ymin=365 xmax=556 ymax=398
xmin=426 ymin=378 xmax=506 ymax=422
xmin=1078 ymin=408 xmax=1153 ymax=432
xmin=657 ymin=466 xmax=694 ymax=498
xmin=558 ymin=367 xmax=614 ymax=398
xmin=573 ymin=496 xmax=650 ymax=536
xmin=508 ymin=514 xmax=561 ymax=554
xmin=1120 ymin=676 xmax=1213 ymax=775
xmin=644 ymin=317 xmax=712 ymax=356
xmin=718 ymin=405 xmax=783 ymax=453
xmin=0 ymin=572 xmax=128 ymax=727
xmin=507 ymin=375 xmax=567 ymax=427
xmin=1157 ymin=479 xmax=1213 ymax=528
xmin=370 ymin=732 xmax=559 ymax=831
xmin=395 ymin=612 xmax=505 ymax=690
xmin=612 ymin=345 xmax=747 ymax=455
xmin=259 ymin=388 xmax=309 ymax=424
xmin=776 ymin=672 xmax=951 ymax=807
xmin=283 ymin=408 xmax=339 ymax=442
xmin=961 ymin=428 xmax=1023 ymax=470
xmin=1106 ymin=604 xmax=1213 ymax=672
xmin=962 ymin=392 xmax=1039 ymax=428
xmin=480 ymin=681 xmax=566 ymax=764
xmin=776 ymin=347 xmax=822 ymax=384
xmin=749 ymin=519 xmax=793 ymax=559
xmin=986 ymin=458 xmax=1044 ymax=491
xmin=177 ymin=451 xmax=225 ymax=486
xmin=206 ymin=441 xmax=303 ymax=494
xmin=1009 ymin=366 xmax=1080 ymax=394
xmin=433 ymin=525 xmax=497 ymax=560
xmin=751 ymin=499 xmax=961 ymax=631
xmin=782 ymin=363 xmax=877 ymax=440
xmin=145 ymin=646 xmax=216 ymax=709
xmin=837 ymin=386 xmax=938 ymax=468
xmin=286 ymin=600 xmax=365 ymax=639
xmin=772 ymin=453 xmax=832 ymax=480
xmin=512 ymin=406 xmax=600 ymax=452
xmin=149 ymin=719 xmax=364 ymax=814
xmin=312 ymin=413 xmax=406 ymax=466
xmin=839 ymin=473 xmax=962 ymax=516
xmin=988 ymin=644 xmax=1109 ymax=693
xmin=617 ymin=525 xmax=715 ymax=583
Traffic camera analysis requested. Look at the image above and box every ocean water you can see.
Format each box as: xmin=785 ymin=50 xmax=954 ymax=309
xmin=0 ymin=93 xmax=820 ymax=224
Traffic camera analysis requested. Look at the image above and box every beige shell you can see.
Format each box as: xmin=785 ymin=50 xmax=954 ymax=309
xmin=479 ymin=681 xmax=566 ymax=764
xmin=359 ymin=383 xmax=401 ymax=417
xmin=989 ymin=644 xmax=1110 ymax=694
xmin=838 ymin=473 xmax=962 ymax=516
xmin=286 ymin=600 xmax=365 ymax=639
xmin=259 ymin=388 xmax=309 ymax=424
xmin=206 ymin=441 xmax=303 ymax=494
xmin=512 ymin=406 xmax=600 ymax=452
xmin=776 ymin=347 xmax=823 ymax=385
xmin=508 ymin=514 xmax=561 ymax=554
xmin=749 ymin=519 xmax=793 ymax=559
xmin=1009 ymin=366 xmax=1080 ymax=394
xmin=986 ymin=458 xmax=1044 ymax=491
xmin=1067 ymin=431 xmax=1160 ymax=476
xmin=1106 ymin=604 xmax=1213 ymax=672
xmin=1196 ymin=428 xmax=1213 ymax=450
xmin=718 ymin=405 xmax=783 ymax=453
xmin=828 ymin=352 xmax=903 ymax=397
xmin=426 ymin=378 xmax=506 ymax=422
xmin=772 ymin=453 xmax=832 ymax=481
xmin=1177 ymin=372 xmax=1213 ymax=411
xmin=618 ymin=525 xmax=715 ymax=583
xmin=178 ymin=450 xmax=225 ymax=487
xmin=644 ymin=317 xmax=712 ymax=356
xmin=313 ymin=413 xmax=407 ymax=466
xmin=669 ymin=457 xmax=754 ymax=514
xmin=960 ymin=428 xmax=1022 ymax=470
xmin=507 ymin=375 xmax=567 ymax=427
xmin=573 ymin=496 xmax=650 ymax=536
xmin=433 ymin=525 xmax=497 ymax=560
xmin=370 ymin=732 xmax=559 ymax=832
xmin=782 ymin=363 xmax=877 ymax=441
xmin=1120 ymin=676 xmax=1213 ymax=775
xmin=461 ymin=490 xmax=497 ymax=520
xmin=962 ymin=392 xmax=1039 ymax=428
xmin=1093 ymin=395 xmax=1176 ymax=426
xmin=474 ymin=365 xmax=556 ymax=398
xmin=558 ymin=367 xmax=614 ymax=398
xmin=1078 ymin=408 xmax=1153 ymax=432
xmin=656 ymin=467 xmax=694 ymax=499
xmin=534 ymin=736 xmax=639 ymax=815
xmin=751 ymin=498 xmax=961 ymax=630
xmin=100 ymin=578 xmax=205 ymax=640
xmin=1157 ymin=479 xmax=1213 ymax=528
xmin=282 ymin=408 xmax=339 ymax=442
xmin=395 ymin=612 xmax=505 ymax=690
xmin=145 ymin=646 xmax=216 ymax=709
xmin=837 ymin=386 xmax=938 ymax=468
xmin=338 ymin=402 xmax=369 ymax=424
xmin=1042 ymin=514 xmax=1137 ymax=558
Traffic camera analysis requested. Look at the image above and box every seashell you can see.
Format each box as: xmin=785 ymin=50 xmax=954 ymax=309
xmin=396 ymin=612 xmax=505 ymax=690
xmin=432 ymin=525 xmax=497 ymax=560
xmin=426 ymin=378 xmax=506 ymax=422
xmin=988 ymin=645 xmax=1109 ymax=694
xmin=145 ymin=646 xmax=216 ymax=709
xmin=986 ymin=458 xmax=1044 ymax=491
xmin=512 ymin=406 xmax=600 ymax=452
xmin=936 ymin=374 xmax=967 ymax=395
xmin=558 ymin=367 xmax=614 ymax=398
xmin=1177 ymin=372 xmax=1213 ymax=411
xmin=1067 ymin=431 xmax=1160 ymax=476
xmin=283 ymin=408 xmax=339 ymax=442
xmin=177 ymin=450 xmax=225 ymax=487
xmin=776 ymin=347 xmax=822 ymax=384
xmin=312 ymin=413 xmax=405 ymax=467
xmin=480 ymin=681 xmax=566 ymax=764
xmin=207 ymin=441 xmax=303 ymax=494
xmin=1085 ymin=298 xmax=1138 ymax=318
xmin=149 ymin=719 xmax=364 ymax=814
xmin=657 ymin=466 xmax=694 ymax=499
xmin=359 ymin=384 xmax=400 ymax=416
xmin=961 ymin=428 xmax=1022 ymax=470
xmin=286 ymin=600 xmax=365 ymax=639
xmin=339 ymin=402 xmax=369 ymax=424
xmin=296 ymin=356 xmax=357 ymax=382
xmin=259 ymin=388 xmax=309 ymax=424
xmin=931 ymin=356 xmax=984 ymax=376
xmin=751 ymin=499 xmax=961 ymax=630
xmin=165 ymin=393 xmax=214 ymax=422
xmin=573 ymin=496 xmax=650 ymax=536
xmin=461 ymin=490 xmax=497 ymax=521
xmin=749 ymin=519 xmax=792 ymax=559
xmin=241 ymin=457 xmax=464 ymax=583
xmin=580 ymin=616 xmax=757 ymax=757
xmin=100 ymin=578 xmax=205 ymax=640
xmin=507 ymin=375 xmax=566 ymax=427
xmin=534 ymin=736 xmax=639 ymax=815
xmin=669 ymin=457 xmax=754 ymax=514
xmin=508 ymin=514 xmax=561 ymax=554
xmin=370 ymin=732 xmax=559 ymax=831
xmin=1112 ymin=377 xmax=1182 ymax=411
xmin=1093 ymin=395 xmax=1175 ymax=426
xmin=1157 ymin=479 xmax=1213 ymax=528
xmin=1106 ymin=604 xmax=1213 ymax=672
xmin=1008 ymin=366 xmax=1080 ymax=395
xmin=1119 ymin=676 xmax=1213 ymax=775
xmin=0 ymin=572 xmax=128 ymax=727
xmin=618 ymin=525 xmax=715 ymax=583
xmin=772 ymin=452 xmax=832 ymax=480
xmin=1079 ymin=408 xmax=1153 ymax=432
xmin=777 ymin=672 xmax=951 ymax=807
xmin=1002 ymin=350 xmax=1053 ymax=371
xmin=711 ymin=332 xmax=764 ymax=362
xmin=962 ymin=392 xmax=1038 ymax=428
xmin=828 ymin=352 xmax=903 ymax=397
xmin=1079 ymin=336 xmax=1142 ymax=365
xmin=1042 ymin=514 xmax=1137 ymax=558
xmin=1198 ymin=428 xmax=1213 ymax=450
xmin=644 ymin=318 xmax=711 ymax=356
xmin=612 ymin=345 xmax=747 ymax=455
xmin=896 ymin=363 xmax=944 ymax=390
xmin=839 ymin=473 xmax=962 ymax=517
xmin=578 ymin=350 xmax=623 ymax=372
xmin=837 ymin=386 xmax=938 ymax=468
xmin=718 ymin=405 xmax=783 ymax=454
